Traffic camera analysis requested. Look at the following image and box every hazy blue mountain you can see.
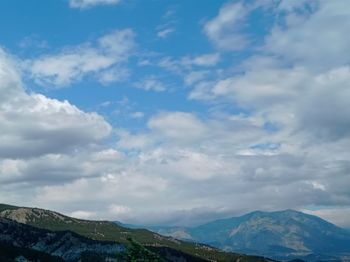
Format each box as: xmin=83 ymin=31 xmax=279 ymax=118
xmin=146 ymin=210 xmax=350 ymax=261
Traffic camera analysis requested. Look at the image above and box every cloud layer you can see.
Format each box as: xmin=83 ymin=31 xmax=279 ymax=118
xmin=1 ymin=0 xmax=350 ymax=228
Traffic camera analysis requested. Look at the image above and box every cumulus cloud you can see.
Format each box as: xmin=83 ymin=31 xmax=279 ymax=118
xmin=0 ymin=49 xmax=111 ymax=160
xmin=28 ymin=29 xmax=135 ymax=87
xmin=0 ymin=47 xmax=116 ymax=210
xmin=69 ymin=0 xmax=121 ymax=9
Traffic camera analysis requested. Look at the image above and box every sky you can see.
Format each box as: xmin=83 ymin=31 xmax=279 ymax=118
xmin=0 ymin=0 xmax=350 ymax=228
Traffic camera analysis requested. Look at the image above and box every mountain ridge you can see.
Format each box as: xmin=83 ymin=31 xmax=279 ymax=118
xmin=0 ymin=203 xmax=273 ymax=262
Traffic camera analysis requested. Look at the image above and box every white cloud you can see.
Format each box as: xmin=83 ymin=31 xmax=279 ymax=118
xmin=28 ymin=29 xmax=135 ymax=87
xmin=130 ymin=111 xmax=144 ymax=119
xmin=182 ymin=53 xmax=220 ymax=67
xmin=203 ymin=1 xmax=249 ymax=50
xmin=158 ymin=57 xmax=182 ymax=74
xmin=152 ymin=149 xmax=228 ymax=181
xmin=266 ymin=0 xmax=350 ymax=68
xmin=109 ymin=204 xmax=131 ymax=216
xmin=184 ymin=71 xmax=209 ymax=86
xmin=135 ymin=76 xmax=167 ymax=92
xmin=303 ymin=207 xmax=350 ymax=228
xmin=70 ymin=210 xmax=97 ymax=219
xmin=148 ymin=112 xmax=208 ymax=143
xmin=98 ymin=67 xmax=130 ymax=84
xmin=156 ymin=7 xmax=177 ymax=39
xmin=159 ymin=53 xmax=220 ymax=74
xmin=188 ymin=80 xmax=216 ymax=100
xmin=193 ymin=1 xmax=350 ymax=143
xmin=157 ymin=28 xmax=175 ymax=39
xmin=211 ymin=66 xmax=307 ymax=108
xmin=156 ymin=53 xmax=220 ymax=89
xmin=2 ymin=101 xmax=350 ymax=225
xmin=69 ymin=0 xmax=121 ymax=9
xmin=0 ymin=49 xmax=111 ymax=160
xmin=194 ymin=64 xmax=350 ymax=143
xmin=116 ymin=130 xmax=151 ymax=149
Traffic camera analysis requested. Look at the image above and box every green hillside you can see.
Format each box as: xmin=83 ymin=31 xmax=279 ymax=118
xmin=0 ymin=203 xmax=18 ymax=212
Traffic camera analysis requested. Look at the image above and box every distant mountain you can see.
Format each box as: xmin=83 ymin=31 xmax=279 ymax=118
xmin=0 ymin=204 xmax=273 ymax=262
xmin=146 ymin=210 xmax=350 ymax=261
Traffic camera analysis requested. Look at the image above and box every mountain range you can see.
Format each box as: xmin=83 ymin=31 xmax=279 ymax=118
xmin=142 ymin=210 xmax=350 ymax=261
xmin=0 ymin=203 xmax=272 ymax=262
xmin=2 ymin=203 xmax=350 ymax=261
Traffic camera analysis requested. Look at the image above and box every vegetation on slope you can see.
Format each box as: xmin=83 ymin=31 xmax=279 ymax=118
xmin=0 ymin=242 xmax=64 ymax=262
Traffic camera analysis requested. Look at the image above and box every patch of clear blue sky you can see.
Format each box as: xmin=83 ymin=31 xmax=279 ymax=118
xmin=0 ymin=0 xmax=275 ymax=132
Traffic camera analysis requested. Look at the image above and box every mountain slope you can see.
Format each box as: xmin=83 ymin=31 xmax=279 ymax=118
xmin=0 ymin=217 xmax=209 ymax=262
xmin=149 ymin=210 xmax=350 ymax=261
xmin=0 ymin=242 xmax=64 ymax=262
xmin=0 ymin=204 xmax=273 ymax=262
xmin=0 ymin=217 xmax=124 ymax=261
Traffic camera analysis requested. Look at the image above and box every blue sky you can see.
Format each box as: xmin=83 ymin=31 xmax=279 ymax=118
xmin=0 ymin=0 xmax=271 ymax=130
xmin=0 ymin=0 xmax=350 ymax=227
